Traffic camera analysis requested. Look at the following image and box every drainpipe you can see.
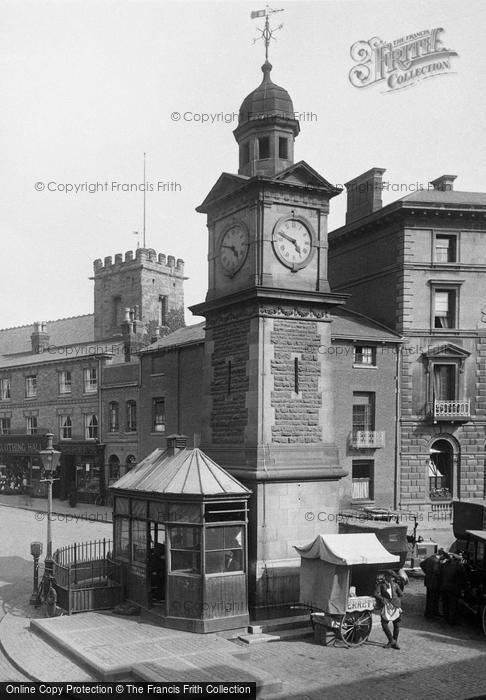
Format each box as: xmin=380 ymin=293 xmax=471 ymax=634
xmin=176 ymin=347 xmax=182 ymax=434
xmin=98 ymin=356 xmax=104 ymax=493
xmin=394 ymin=343 xmax=402 ymax=511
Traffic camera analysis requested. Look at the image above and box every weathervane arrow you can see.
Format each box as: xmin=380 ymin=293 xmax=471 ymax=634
xmin=251 ymin=5 xmax=285 ymax=61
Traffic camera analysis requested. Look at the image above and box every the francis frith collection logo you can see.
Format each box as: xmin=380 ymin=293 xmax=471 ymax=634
xmin=349 ymin=28 xmax=458 ymax=92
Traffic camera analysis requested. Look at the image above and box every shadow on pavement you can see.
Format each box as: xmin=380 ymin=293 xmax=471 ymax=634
xmin=0 ymin=556 xmax=38 ymax=617
xmin=263 ymin=655 xmax=486 ymax=700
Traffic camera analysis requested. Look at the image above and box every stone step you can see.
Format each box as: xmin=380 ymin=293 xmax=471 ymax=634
xmin=0 ymin=614 xmax=95 ymax=682
xmin=255 ymin=614 xmax=311 ymax=634
xmin=237 ymin=632 xmax=281 ymax=645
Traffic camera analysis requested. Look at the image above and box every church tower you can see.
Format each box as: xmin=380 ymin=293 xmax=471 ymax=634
xmin=92 ymin=248 xmax=185 ymax=342
xmin=191 ymin=33 xmax=347 ymax=608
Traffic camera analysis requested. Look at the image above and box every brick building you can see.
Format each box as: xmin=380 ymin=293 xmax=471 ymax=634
xmin=328 ymin=169 xmax=486 ymax=516
xmin=0 ymin=248 xmax=185 ymax=502
xmin=139 ymin=307 xmax=402 ymax=509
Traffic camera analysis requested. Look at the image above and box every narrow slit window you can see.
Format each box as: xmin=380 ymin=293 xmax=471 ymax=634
xmin=227 ymin=360 xmax=232 ymax=396
xmin=258 ymin=136 xmax=270 ymax=160
xmin=294 ymin=357 xmax=299 ymax=395
xmin=241 ymin=142 xmax=250 ymax=166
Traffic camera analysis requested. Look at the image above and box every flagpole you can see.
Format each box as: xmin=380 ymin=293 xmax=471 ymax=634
xmin=143 ymin=152 xmax=146 ymax=249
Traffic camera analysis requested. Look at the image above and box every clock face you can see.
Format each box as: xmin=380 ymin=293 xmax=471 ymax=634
xmin=272 ymin=218 xmax=314 ymax=270
xmin=219 ymin=224 xmax=249 ymax=275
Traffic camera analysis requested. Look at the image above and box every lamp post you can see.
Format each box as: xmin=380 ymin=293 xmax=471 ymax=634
xmin=38 ymin=433 xmax=61 ymax=604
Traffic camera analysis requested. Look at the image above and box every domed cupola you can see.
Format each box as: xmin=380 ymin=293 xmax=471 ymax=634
xmin=233 ymin=61 xmax=300 ymax=177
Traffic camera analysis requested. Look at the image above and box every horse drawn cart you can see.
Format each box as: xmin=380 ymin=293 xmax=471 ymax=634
xmin=295 ymin=533 xmax=400 ymax=647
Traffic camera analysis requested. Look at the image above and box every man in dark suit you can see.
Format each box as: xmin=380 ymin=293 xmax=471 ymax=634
xmin=440 ymin=552 xmax=465 ymax=625
xmin=420 ymin=552 xmax=442 ymax=618
xmin=374 ymin=570 xmax=403 ymax=649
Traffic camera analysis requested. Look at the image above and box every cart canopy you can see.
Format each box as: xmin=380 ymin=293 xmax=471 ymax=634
xmin=295 ymin=533 xmax=399 ymax=614
xmin=295 ymin=533 xmax=399 ymax=566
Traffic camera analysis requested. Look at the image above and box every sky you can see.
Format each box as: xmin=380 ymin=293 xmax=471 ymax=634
xmin=1 ymin=0 xmax=485 ymax=330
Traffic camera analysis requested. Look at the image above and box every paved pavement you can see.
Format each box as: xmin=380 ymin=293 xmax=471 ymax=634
xmin=0 ymin=501 xmax=112 ymax=682
xmin=0 ymin=492 xmax=112 ymax=522
xmin=1 ymin=499 xmax=484 ymax=698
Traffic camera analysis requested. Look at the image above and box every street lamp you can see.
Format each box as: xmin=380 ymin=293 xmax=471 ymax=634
xmin=38 ymin=433 xmax=61 ymax=602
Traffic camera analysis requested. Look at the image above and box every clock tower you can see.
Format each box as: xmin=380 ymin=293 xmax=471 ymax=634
xmin=191 ymin=59 xmax=348 ymax=609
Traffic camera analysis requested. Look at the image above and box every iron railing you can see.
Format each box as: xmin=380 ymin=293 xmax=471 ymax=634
xmin=52 ymin=538 xmax=124 ymax=614
xmin=351 ymin=431 xmax=385 ymax=448
xmin=434 ymin=400 xmax=470 ymax=419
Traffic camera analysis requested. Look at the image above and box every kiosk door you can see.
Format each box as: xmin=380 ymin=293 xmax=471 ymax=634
xmin=149 ymin=523 xmax=166 ymax=606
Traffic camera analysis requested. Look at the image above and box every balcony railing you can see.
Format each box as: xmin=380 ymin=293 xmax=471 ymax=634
xmin=351 ymin=431 xmax=385 ymax=449
xmin=433 ymin=400 xmax=470 ymax=420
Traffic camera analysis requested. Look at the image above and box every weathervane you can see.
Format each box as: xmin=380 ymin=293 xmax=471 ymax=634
xmin=251 ymin=5 xmax=284 ymax=61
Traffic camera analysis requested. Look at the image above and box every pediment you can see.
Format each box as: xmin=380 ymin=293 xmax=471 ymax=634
xmin=423 ymin=343 xmax=471 ymax=360
xmin=273 ymin=161 xmax=341 ymax=194
xmin=196 ymin=173 xmax=249 ymax=213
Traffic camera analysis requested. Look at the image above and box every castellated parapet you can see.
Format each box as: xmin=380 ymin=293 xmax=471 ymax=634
xmin=92 ymin=248 xmax=186 ymax=341
xmin=93 ymin=248 xmax=184 ymax=274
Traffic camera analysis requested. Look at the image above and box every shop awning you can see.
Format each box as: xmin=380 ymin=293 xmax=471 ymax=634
xmin=294 ymin=533 xmax=399 ymax=566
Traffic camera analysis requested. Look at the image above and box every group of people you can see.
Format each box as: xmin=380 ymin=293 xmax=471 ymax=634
xmin=420 ymin=549 xmax=466 ymax=625
xmin=0 ymin=470 xmax=25 ymax=493
xmin=372 ymin=549 xmax=466 ymax=651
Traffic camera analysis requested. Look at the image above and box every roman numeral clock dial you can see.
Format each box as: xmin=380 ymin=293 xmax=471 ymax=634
xmin=219 ymin=224 xmax=249 ymax=276
xmin=272 ymin=217 xmax=315 ymax=271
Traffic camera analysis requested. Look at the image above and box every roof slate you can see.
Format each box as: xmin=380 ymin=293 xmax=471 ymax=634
xmin=0 ymin=315 xmax=95 ymax=356
xmin=401 ymin=190 xmax=486 ymax=206
xmin=331 ymin=307 xmax=401 ymax=342
xmin=144 ymin=322 xmax=206 ymax=352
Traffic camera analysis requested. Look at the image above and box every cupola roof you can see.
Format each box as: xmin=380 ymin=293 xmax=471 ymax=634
xmin=238 ymin=61 xmax=295 ymax=125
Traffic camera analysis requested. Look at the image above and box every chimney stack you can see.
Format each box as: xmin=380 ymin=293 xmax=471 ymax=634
xmin=166 ymin=434 xmax=188 ymax=456
xmin=429 ymin=175 xmax=457 ymax=192
xmin=345 ymin=168 xmax=386 ymax=224
xmin=31 ymin=322 xmax=49 ymax=353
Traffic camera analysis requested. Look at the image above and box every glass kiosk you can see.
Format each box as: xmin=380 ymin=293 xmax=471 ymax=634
xmin=110 ymin=436 xmax=251 ymax=633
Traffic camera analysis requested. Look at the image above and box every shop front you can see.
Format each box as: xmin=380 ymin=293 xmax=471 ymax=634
xmin=58 ymin=442 xmax=105 ymax=503
xmin=110 ymin=435 xmax=251 ymax=633
xmin=0 ymin=433 xmax=49 ymax=496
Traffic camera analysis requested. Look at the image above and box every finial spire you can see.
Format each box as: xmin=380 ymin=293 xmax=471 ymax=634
xmin=251 ymin=5 xmax=284 ymax=62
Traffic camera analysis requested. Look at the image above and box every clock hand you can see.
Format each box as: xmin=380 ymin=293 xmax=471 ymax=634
xmin=221 ymin=245 xmax=239 ymax=257
xmin=278 ymin=231 xmax=301 ymax=254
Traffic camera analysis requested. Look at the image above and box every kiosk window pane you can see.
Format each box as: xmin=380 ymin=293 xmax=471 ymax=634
xmin=205 ymin=525 xmax=244 ymax=574
xmin=115 ymin=517 xmax=130 ymax=559
xmin=132 ymin=500 xmax=146 ymax=519
xmin=168 ymin=502 xmax=201 ymax=523
xmin=115 ymin=497 xmax=129 ymax=515
xmin=149 ymin=501 xmax=167 ymax=522
xmin=170 ymin=526 xmax=200 ymax=574
xmin=132 ymin=520 xmax=147 ymax=563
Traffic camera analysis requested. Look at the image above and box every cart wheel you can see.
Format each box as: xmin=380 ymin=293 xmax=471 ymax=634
xmin=339 ymin=610 xmax=373 ymax=647
xmin=481 ymin=605 xmax=486 ymax=637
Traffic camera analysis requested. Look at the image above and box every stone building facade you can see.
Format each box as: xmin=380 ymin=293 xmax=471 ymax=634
xmin=93 ymin=249 xmax=185 ymax=341
xmin=328 ymin=169 xmax=486 ymax=517
xmin=0 ymin=247 xmax=185 ymax=502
